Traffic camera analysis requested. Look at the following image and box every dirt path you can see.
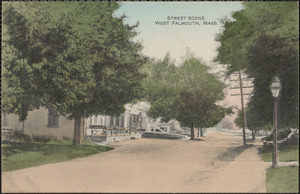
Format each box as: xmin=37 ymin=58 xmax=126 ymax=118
xmin=1 ymin=132 xmax=270 ymax=193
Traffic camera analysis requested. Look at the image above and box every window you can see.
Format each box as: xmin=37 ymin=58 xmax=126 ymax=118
xmin=47 ymin=107 xmax=59 ymax=127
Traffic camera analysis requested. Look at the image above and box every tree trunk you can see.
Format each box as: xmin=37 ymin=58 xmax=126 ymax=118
xmin=22 ymin=121 xmax=25 ymax=134
xmin=140 ymin=114 xmax=143 ymax=133
xmin=190 ymin=122 xmax=194 ymax=140
xmin=197 ymin=127 xmax=200 ymax=137
xmin=238 ymin=70 xmax=247 ymax=146
xmin=200 ymin=127 xmax=203 ymax=137
xmin=251 ymin=129 xmax=255 ymax=139
xmin=129 ymin=115 xmax=132 ymax=135
xmin=73 ymin=116 xmax=82 ymax=145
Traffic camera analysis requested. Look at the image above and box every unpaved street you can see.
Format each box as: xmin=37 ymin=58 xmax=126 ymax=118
xmin=2 ymin=132 xmax=271 ymax=193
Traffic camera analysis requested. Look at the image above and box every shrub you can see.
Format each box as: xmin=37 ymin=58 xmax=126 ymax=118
xmin=32 ymin=136 xmax=53 ymax=144
xmin=13 ymin=132 xmax=33 ymax=143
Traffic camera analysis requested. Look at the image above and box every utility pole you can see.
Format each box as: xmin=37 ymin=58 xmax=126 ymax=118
xmin=230 ymin=70 xmax=253 ymax=145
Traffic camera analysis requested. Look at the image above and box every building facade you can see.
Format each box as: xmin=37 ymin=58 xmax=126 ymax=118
xmin=1 ymin=102 xmax=183 ymax=141
xmin=1 ymin=107 xmax=83 ymax=140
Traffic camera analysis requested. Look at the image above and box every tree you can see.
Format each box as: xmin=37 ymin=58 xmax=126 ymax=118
xmin=217 ymin=2 xmax=298 ymax=70
xmin=142 ymin=55 xmax=232 ymax=140
xmin=215 ymin=10 xmax=255 ymax=75
xmin=243 ymin=2 xmax=299 ymax=50
xmin=216 ymin=2 xmax=299 ymax=133
xmin=246 ymin=33 xmax=299 ymax=128
xmin=215 ymin=10 xmax=255 ymax=145
xmin=2 ymin=2 xmax=145 ymax=144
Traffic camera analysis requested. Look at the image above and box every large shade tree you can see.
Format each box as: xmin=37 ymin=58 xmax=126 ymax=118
xmin=2 ymin=2 xmax=145 ymax=144
xmin=142 ymin=55 xmax=232 ymax=140
xmin=215 ymin=2 xmax=299 ymax=131
xmin=246 ymin=33 xmax=299 ymax=128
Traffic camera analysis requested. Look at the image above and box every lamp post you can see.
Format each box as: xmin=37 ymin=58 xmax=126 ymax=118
xmin=270 ymin=76 xmax=281 ymax=168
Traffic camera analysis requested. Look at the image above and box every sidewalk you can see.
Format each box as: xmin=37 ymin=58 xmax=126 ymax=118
xmin=196 ymin=144 xmax=271 ymax=193
xmin=266 ymin=161 xmax=299 ymax=167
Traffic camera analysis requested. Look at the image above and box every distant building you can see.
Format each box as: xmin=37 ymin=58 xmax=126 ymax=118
xmin=86 ymin=102 xmax=151 ymax=135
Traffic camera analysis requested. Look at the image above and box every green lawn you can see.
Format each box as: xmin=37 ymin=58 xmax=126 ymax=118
xmin=266 ymin=166 xmax=299 ymax=193
xmin=260 ymin=144 xmax=299 ymax=162
xmin=1 ymin=140 xmax=113 ymax=172
xmin=261 ymin=143 xmax=299 ymax=193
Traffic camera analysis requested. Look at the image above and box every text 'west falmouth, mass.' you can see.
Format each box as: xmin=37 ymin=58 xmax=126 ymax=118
xmin=155 ymin=16 xmax=218 ymax=26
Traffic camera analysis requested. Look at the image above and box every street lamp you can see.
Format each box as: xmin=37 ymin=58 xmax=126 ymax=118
xmin=270 ymin=76 xmax=281 ymax=168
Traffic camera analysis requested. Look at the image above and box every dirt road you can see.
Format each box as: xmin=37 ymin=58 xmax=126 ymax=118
xmin=2 ymin=132 xmax=271 ymax=193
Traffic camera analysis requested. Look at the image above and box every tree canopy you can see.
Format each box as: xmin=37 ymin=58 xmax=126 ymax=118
xmin=215 ymin=10 xmax=255 ymax=75
xmin=215 ymin=2 xmax=299 ymax=130
xmin=246 ymin=33 xmax=299 ymax=128
xmin=2 ymin=2 xmax=146 ymax=143
xmin=142 ymin=55 xmax=232 ymax=139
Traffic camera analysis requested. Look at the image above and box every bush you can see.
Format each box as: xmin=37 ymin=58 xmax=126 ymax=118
xmin=32 ymin=136 xmax=54 ymax=144
xmin=278 ymin=129 xmax=291 ymax=140
xmin=263 ymin=129 xmax=293 ymax=142
xmin=13 ymin=132 xmax=33 ymax=143
xmin=12 ymin=133 xmax=72 ymax=144
xmin=260 ymin=143 xmax=299 ymax=162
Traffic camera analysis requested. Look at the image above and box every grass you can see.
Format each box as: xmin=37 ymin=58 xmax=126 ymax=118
xmin=1 ymin=139 xmax=113 ymax=172
xmin=266 ymin=166 xmax=299 ymax=193
xmin=260 ymin=144 xmax=299 ymax=162
xmin=261 ymin=143 xmax=299 ymax=193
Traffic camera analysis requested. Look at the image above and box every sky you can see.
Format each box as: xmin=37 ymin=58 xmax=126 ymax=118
xmin=115 ymin=2 xmax=247 ymax=128
xmin=115 ymin=2 xmax=245 ymax=65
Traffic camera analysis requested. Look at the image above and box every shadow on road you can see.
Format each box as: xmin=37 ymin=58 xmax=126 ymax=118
xmin=216 ymin=144 xmax=254 ymax=162
xmin=190 ymin=138 xmax=205 ymax=141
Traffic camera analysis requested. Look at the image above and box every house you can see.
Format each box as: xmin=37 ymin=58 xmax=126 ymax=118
xmin=86 ymin=106 xmax=149 ymax=136
xmin=1 ymin=107 xmax=84 ymax=140
xmin=1 ymin=101 xmax=183 ymax=141
xmin=85 ymin=102 xmax=184 ymax=136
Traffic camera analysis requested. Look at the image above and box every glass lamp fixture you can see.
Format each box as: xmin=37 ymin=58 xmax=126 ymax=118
xmin=271 ymin=76 xmax=281 ymax=98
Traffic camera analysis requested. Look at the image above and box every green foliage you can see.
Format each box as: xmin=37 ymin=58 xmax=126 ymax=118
xmin=266 ymin=166 xmax=299 ymax=193
xmin=260 ymin=144 xmax=299 ymax=162
xmin=243 ymin=2 xmax=299 ymax=50
xmin=246 ymin=33 xmax=299 ymax=128
xmin=216 ymin=2 xmax=299 ymax=129
xmin=11 ymin=132 xmax=75 ymax=144
xmin=235 ymin=105 xmax=274 ymax=132
xmin=142 ymin=55 xmax=232 ymax=131
xmin=1 ymin=140 xmax=113 ymax=172
xmin=141 ymin=55 xmax=179 ymax=122
xmin=215 ymin=10 xmax=255 ymax=75
xmin=234 ymin=110 xmax=243 ymax=129
xmin=12 ymin=132 xmax=33 ymax=143
xmin=2 ymin=2 xmax=145 ymax=121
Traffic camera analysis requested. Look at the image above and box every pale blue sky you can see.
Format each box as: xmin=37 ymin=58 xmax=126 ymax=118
xmin=115 ymin=2 xmax=244 ymax=65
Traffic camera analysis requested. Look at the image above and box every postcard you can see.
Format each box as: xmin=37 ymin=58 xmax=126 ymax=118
xmin=1 ymin=1 xmax=299 ymax=193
